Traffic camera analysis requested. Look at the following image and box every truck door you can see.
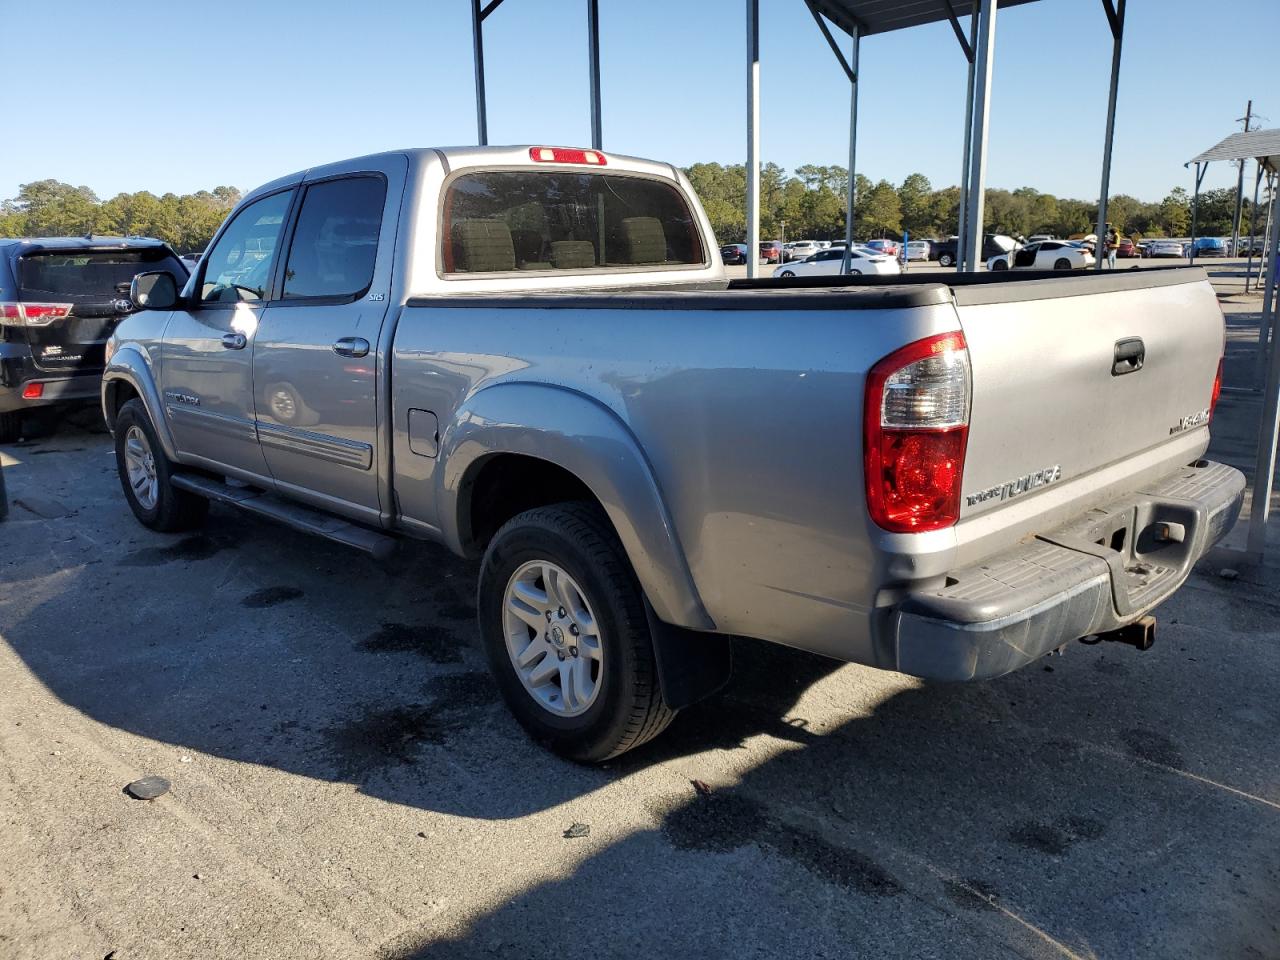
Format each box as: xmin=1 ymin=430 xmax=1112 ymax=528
xmin=251 ymin=157 xmax=405 ymax=524
xmin=160 ymin=188 xmax=294 ymax=481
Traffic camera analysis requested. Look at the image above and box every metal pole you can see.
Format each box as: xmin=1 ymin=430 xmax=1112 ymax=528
xmin=1093 ymin=0 xmax=1125 ymax=271
xmin=962 ymin=0 xmax=997 ymax=273
xmin=746 ymin=0 xmax=760 ymax=279
xmin=1245 ymin=162 xmax=1263 ymax=293
xmin=1231 ymin=100 xmax=1253 ymax=258
xmin=1246 ymin=180 xmax=1280 ymax=558
xmin=841 ymin=25 xmax=860 ymax=276
xmin=1257 ymin=173 xmax=1278 ymax=386
xmin=471 ymin=0 xmax=488 ymax=146
xmin=955 ymin=11 xmax=978 ymax=271
xmin=1189 ymin=162 xmax=1205 ymax=264
xmin=588 ymin=0 xmax=602 ymax=150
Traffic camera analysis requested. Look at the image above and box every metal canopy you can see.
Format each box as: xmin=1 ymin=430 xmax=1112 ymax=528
xmin=1190 ymin=129 xmax=1280 ymax=173
xmin=806 ymin=0 xmax=1037 ymax=37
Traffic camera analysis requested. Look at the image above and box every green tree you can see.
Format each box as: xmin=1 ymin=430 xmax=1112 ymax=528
xmin=858 ymin=180 xmax=901 ymax=238
xmin=898 ymin=173 xmax=934 ymax=237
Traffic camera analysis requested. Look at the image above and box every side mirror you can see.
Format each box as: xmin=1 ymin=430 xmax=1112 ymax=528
xmin=130 ymin=271 xmax=180 ymax=311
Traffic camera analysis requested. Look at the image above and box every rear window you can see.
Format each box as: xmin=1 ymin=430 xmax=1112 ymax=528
xmin=18 ymin=248 xmax=187 ymax=301
xmin=441 ymin=171 xmax=705 ymax=274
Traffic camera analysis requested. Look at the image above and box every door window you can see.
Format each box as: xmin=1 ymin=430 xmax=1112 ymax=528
xmin=282 ymin=177 xmax=387 ymax=299
xmin=200 ymin=191 xmax=292 ymax=304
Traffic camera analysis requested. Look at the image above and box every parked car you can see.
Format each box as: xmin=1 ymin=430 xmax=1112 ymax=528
xmin=863 ymin=238 xmax=900 ymax=258
xmin=905 ymin=240 xmax=931 ymax=261
xmin=933 ymin=234 xmax=1018 ymax=268
xmin=759 ymin=240 xmax=783 ymax=264
xmin=1117 ymin=238 xmax=1141 ymax=258
xmin=1190 ymin=237 xmax=1228 ymax=258
xmin=0 ymin=236 xmax=188 ymax=442
xmin=720 ymin=243 xmax=748 ymax=265
xmin=1147 ymin=239 xmax=1186 ymax=259
xmin=987 ymin=240 xmax=1094 ymax=271
xmin=1027 ymin=234 xmax=1055 ymax=244
xmin=786 ymin=240 xmax=822 ymax=261
xmin=104 ymin=144 xmax=1241 ymax=762
xmin=772 ymin=246 xmax=901 ymax=277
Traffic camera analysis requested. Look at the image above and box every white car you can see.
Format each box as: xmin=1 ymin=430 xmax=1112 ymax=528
xmin=1027 ymin=234 xmax=1055 ymax=244
xmin=1146 ymin=239 xmax=1186 ymax=259
xmin=905 ymin=240 xmax=931 ymax=261
xmin=773 ymin=246 xmax=901 ymax=277
xmin=785 ymin=240 xmax=822 ymax=261
xmin=987 ymin=240 xmax=1094 ymax=272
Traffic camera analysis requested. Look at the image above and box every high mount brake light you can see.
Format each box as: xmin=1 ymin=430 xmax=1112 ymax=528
xmin=864 ymin=332 xmax=971 ymax=533
xmin=529 ymin=147 xmax=607 ymax=166
xmin=0 ymin=302 xmax=73 ymax=326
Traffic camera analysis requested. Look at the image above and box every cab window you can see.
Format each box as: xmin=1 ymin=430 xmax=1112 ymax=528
xmin=200 ymin=191 xmax=292 ymax=304
xmin=282 ymin=177 xmax=386 ymax=299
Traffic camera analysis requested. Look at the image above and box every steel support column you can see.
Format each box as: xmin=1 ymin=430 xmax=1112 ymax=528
xmin=1257 ymin=173 xmax=1278 ymax=386
xmin=746 ymin=0 xmax=760 ymax=278
xmin=954 ymin=9 xmax=978 ymax=271
xmin=588 ymin=0 xmax=602 ymax=149
xmin=960 ymin=0 xmax=997 ymax=273
xmin=471 ymin=0 xmax=488 ymax=145
xmin=842 ymin=25 xmax=861 ymax=275
xmin=1245 ymin=162 xmax=1264 ymax=294
xmin=1246 ymin=180 xmax=1280 ymax=558
xmin=1189 ymin=161 xmax=1207 ymax=263
xmin=1093 ymin=0 xmax=1125 ymax=271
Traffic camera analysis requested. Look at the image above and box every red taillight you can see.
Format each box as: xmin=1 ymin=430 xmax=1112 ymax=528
xmin=0 ymin=302 xmax=73 ymax=326
xmin=864 ymin=332 xmax=971 ymax=532
xmin=529 ymin=147 xmax=607 ymax=166
xmin=22 ymin=383 xmax=44 ymax=399
xmin=1209 ymin=357 xmax=1223 ymax=423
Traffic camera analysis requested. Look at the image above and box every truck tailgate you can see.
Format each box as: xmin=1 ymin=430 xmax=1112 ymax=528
xmin=956 ymin=270 xmax=1222 ymax=526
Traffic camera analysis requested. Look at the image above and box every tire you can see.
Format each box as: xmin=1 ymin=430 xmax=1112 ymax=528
xmin=992 ymin=259 xmax=1008 ymax=271
xmin=0 ymin=411 xmax=21 ymax=444
xmin=780 ymin=270 xmax=795 ymax=278
xmin=114 ymin=398 xmax=208 ymax=532
xmin=939 ymin=252 xmax=954 ymax=267
xmin=1054 ymin=258 xmax=1072 ymax=270
xmin=849 ymin=269 xmax=862 ymax=276
xmin=478 ymin=502 xmax=674 ymax=763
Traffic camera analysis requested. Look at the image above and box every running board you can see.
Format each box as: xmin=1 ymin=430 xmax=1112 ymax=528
xmin=171 ymin=473 xmax=397 ymax=561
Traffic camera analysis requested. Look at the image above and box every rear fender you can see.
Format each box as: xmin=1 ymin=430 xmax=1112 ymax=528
xmin=438 ymin=381 xmax=714 ymax=631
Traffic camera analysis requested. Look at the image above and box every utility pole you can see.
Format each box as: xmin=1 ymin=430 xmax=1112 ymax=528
xmin=1231 ymin=100 xmax=1253 ymax=258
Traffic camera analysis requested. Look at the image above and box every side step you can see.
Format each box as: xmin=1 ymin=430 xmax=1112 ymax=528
xmin=171 ymin=473 xmax=398 ymax=561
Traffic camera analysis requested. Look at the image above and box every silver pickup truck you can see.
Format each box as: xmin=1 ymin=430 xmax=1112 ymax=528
xmin=102 ymin=145 xmax=1244 ymax=761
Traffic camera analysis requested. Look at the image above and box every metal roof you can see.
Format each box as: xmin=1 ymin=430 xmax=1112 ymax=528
xmin=1189 ymin=129 xmax=1280 ymax=174
xmin=808 ymin=0 xmax=1041 ymax=37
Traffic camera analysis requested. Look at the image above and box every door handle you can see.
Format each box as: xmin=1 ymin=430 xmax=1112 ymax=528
xmin=221 ymin=332 xmax=247 ymax=350
xmin=1112 ymin=337 xmax=1145 ymax=376
xmin=332 ymin=337 xmax=370 ymax=358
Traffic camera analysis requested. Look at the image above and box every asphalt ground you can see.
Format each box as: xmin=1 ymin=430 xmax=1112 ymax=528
xmin=1 ymin=264 xmax=1277 ymax=960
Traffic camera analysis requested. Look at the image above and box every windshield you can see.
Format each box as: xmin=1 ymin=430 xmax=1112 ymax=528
xmin=442 ymin=171 xmax=704 ymax=273
xmin=18 ymin=248 xmax=187 ymax=302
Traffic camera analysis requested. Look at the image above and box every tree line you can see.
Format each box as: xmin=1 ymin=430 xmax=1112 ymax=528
xmin=0 ymin=168 xmax=1259 ymax=253
xmin=684 ymin=162 xmax=1256 ymax=244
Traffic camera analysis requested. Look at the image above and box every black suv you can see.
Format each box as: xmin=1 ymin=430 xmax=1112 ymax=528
xmin=932 ymin=234 xmax=1017 ymax=268
xmin=0 ymin=237 xmax=188 ymax=441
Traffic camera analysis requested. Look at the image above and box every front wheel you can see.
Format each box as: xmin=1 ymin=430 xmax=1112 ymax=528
xmin=992 ymin=259 xmax=1009 ymax=271
xmin=780 ymin=270 xmax=795 ymax=278
xmin=114 ymin=399 xmax=208 ymax=532
xmin=478 ymin=503 xmax=674 ymax=763
xmin=1054 ymin=258 xmax=1073 ymax=270
xmin=939 ymin=252 xmax=955 ymax=267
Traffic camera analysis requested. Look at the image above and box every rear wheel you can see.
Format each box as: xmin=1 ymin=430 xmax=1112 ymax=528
xmin=780 ymin=270 xmax=795 ymax=278
xmin=1054 ymin=257 xmax=1072 ymax=270
xmin=939 ymin=252 xmax=955 ymax=267
xmin=0 ymin=411 xmax=21 ymax=444
xmin=992 ymin=259 xmax=1009 ymax=271
xmin=114 ymin=399 xmax=208 ymax=532
xmin=478 ymin=503 xmax=674 ymax=763
xmin=848 ymin=268 xmax=862 ymax=276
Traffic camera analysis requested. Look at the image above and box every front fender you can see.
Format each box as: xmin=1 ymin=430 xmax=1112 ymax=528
xmin=102 ymin=344 xmax=179 ymax=461
xmin=438 ymin=382 xmax=714 ymax=632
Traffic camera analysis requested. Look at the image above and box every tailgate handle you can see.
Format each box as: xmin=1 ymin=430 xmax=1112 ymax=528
xmin=1112 ymin=338 xmax=1145 ymax=376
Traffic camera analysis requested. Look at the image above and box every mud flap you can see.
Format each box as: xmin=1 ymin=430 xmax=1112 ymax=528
xmin=644 ymin=600 xmax=732 ymax=710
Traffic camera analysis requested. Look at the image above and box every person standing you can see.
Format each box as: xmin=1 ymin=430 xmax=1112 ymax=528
xmin=1104 ymin=223 xmax=1119 ymax=270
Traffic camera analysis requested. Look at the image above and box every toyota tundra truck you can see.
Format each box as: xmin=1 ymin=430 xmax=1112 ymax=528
xmin=101 ymin=145 xmax=1244 ymax=761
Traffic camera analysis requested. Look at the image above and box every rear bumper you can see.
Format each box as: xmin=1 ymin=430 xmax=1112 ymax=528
xmin=891 ymin=460 xmax=1245 ymax=681
xmin=0 ymin=349 xmax=102 ymax=413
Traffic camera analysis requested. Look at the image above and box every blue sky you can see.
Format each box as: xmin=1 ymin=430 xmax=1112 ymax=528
xmin=1 ymin=0 xmax=1271 ymax=203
